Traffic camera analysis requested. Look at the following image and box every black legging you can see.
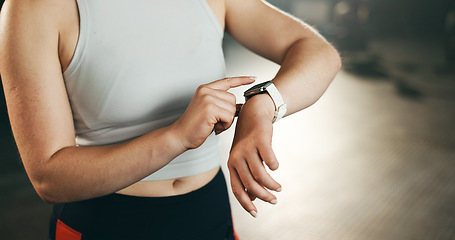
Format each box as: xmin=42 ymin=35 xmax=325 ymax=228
xmin=48 ymin=169 xmax=237 ymax=240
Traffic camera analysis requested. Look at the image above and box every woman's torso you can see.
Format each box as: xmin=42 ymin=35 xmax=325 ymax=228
xmin=58 ymin=0 xmax=227 ymax=197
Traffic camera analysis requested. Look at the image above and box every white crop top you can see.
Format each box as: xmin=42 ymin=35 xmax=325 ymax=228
xmin=64 ymin=0 xmax=226 ymax=180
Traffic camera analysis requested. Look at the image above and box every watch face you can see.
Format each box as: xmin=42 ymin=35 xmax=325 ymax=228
xmin=244 ymin=81 xmax=273 ymax=97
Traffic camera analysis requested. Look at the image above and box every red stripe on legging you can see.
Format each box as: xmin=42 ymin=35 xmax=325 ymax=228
xmin=56 ymin=219 xmax=82 ymax=240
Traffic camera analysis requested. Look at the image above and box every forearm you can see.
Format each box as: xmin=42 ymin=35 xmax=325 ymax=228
xmin=33 ymin=126 xmax=185 ymax=204
xmin=29 ymin=76 xmax=254 ymax=204
xmin=226 ymin=0 xmax=341 ymax=216
xmin=273 ymin=36 xmax=341 ymax=116
xmin=229 ymin=40 xmax=340 ymax=215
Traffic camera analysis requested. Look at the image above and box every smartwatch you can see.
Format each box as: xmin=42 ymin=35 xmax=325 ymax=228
xmin=244 ymin=81 xmax=287 ymax=123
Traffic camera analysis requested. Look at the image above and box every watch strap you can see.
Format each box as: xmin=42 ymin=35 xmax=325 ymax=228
xmin=265 ymin=82 xmax=287 ymax=123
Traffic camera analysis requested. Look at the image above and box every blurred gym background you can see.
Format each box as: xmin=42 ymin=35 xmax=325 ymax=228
xmin=1 ymin=0 xmax=455 ymax=239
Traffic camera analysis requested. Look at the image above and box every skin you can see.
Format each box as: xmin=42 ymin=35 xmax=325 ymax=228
xmin=0 ymin=0 xmax=341 ymax=218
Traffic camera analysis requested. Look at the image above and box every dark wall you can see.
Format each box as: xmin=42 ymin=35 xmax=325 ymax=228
xmin=368 ymin=0 xmax=449 ymax=36
xmin=0 ymin=0 xmax=22 ymax=177
xmin=1 ymin=0 xmax=7 ymax=123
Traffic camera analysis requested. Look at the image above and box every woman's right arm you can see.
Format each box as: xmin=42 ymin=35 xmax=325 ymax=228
xmin=0 ymin=0 xmax=188 ymax=204
xmin=0 ymin=0 xmax=253 ymax=204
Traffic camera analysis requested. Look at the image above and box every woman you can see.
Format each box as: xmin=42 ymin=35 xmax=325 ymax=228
xmin=0 ymin=0 xmax=341 ymax=239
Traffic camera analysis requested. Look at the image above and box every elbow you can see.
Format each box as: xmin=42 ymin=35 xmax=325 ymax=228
xmin=25 ymin=149 xmax=77 ymax=204
xmin=31 ymin=169 xmax=98 ymax=205
xmin=34 ymin=178 xmax=90 ymax=205
xmin=33 ymin=179 xmax=64 ymax=205
xmin=29 ymin=169 xmax=69 ymax=204
xmin=328 ymin=43 xmax=342 ymax=73
xmin=322 ymin=43 xmax=342 ymax=89
xmin=297 ymin=36 xmax=343 ymax=74
xmin=334 ymin=49 xmax=342 ymax=72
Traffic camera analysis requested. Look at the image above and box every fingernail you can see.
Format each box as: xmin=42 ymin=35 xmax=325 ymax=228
xmin=276 ymin=187 xmax=282 ymax=192
xmin=270 ymin=199 xmax=278 ymax=205
xmin=249 ymin=210 xmax=258 ymax=218
xmin=249 ymin=76 xmax=257 ymax=80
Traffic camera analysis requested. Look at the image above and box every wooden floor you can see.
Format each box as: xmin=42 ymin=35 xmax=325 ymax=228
xmin=1 ymin=35 xmax=454 ymax=239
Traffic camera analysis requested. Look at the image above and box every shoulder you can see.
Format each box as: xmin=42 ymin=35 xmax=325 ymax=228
xmin=0 ymin=0 xmax=77 ymax=68
xmin=0 ymin=0 xmax=75 ymax=41
xmin=0 ymin=0 xmax=73 ymax=21
xmin=0 ymin=0 xmax=76 ymax=14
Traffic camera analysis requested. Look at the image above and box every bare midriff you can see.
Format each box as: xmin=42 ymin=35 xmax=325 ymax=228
xmin=116 ymin=166 xmax=220 ymax=197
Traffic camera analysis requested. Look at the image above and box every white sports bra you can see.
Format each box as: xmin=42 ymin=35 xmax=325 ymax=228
xmin=64 ymin=0 xmax=226 ymax=180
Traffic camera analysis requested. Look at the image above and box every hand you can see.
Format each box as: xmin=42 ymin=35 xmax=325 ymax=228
xmin=172 ymin=76 xmax=256 ymax=150
xmin=228 ymin=94 xmax=282 ymax=218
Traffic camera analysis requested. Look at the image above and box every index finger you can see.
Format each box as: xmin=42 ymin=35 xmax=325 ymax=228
xmin=207 ymin=76 xmax=256 ymax=91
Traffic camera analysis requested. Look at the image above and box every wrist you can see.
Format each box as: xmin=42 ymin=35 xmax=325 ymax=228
xmin=164 ymin=124 xmax=190 ymax=152
xmin=241 ymin=93 xmax=276 ymax=121
xmin=243 ymin=80 xmax=287 ymax=123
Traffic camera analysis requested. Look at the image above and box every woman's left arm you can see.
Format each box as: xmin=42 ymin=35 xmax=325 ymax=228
xmin=225 ymin=0 xmax=341 ymax=217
